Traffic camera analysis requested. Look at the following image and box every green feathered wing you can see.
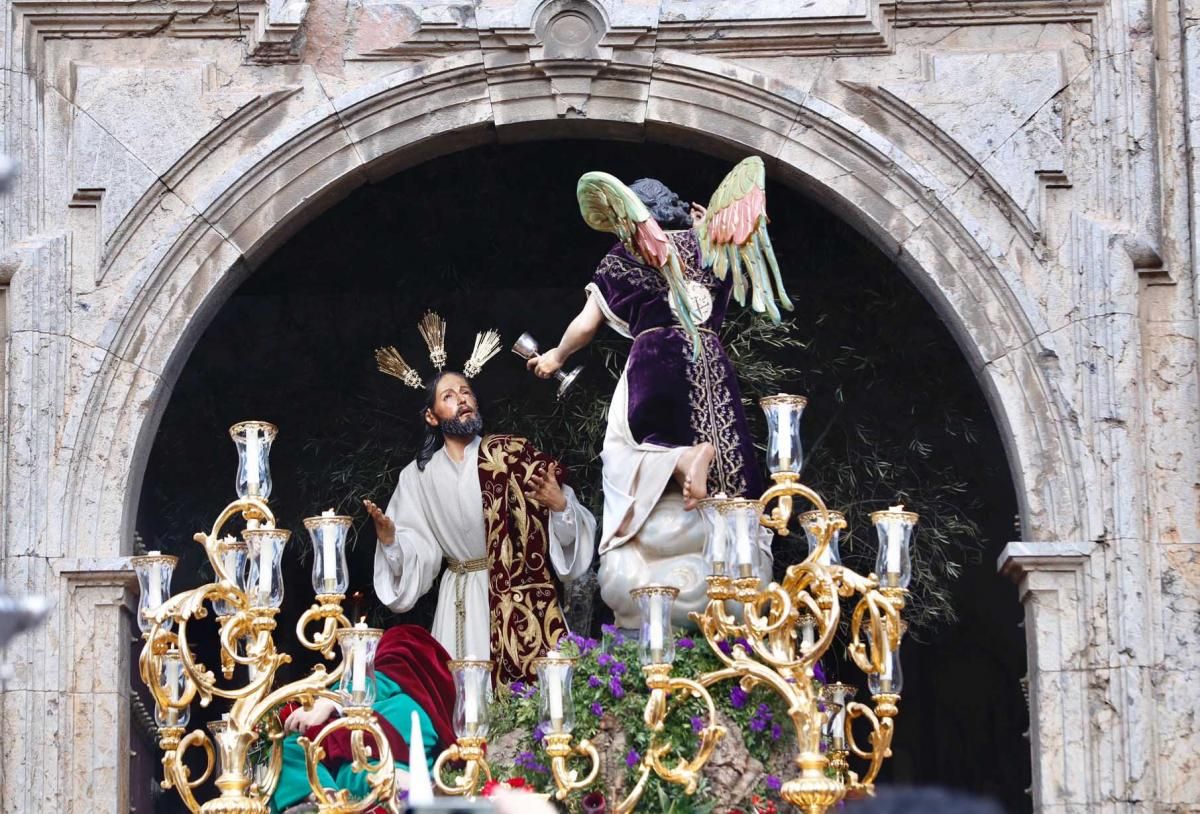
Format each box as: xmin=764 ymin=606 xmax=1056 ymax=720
xmin=576 ymin=171 xmax=703 ymax=358
xmin=696 ymin=156 xmax=793 ymax=322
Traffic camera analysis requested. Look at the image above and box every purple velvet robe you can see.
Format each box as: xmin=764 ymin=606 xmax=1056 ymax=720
xmin=587 ymin=229 xmax=763 ymax=498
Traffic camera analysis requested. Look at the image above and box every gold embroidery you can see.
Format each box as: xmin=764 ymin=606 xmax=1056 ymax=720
xmin=479 ymin=434 xmax=569 ymax=682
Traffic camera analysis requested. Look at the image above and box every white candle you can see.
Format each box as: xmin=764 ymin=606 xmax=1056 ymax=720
xmin=801 ymin=617 xmax=815 ymax=650
xmin=776 ymin=404 xmax=793 ymax=468
xmin=464 ymin=680 xmax=479 ymax=732
xmin=832 ymin=692 xmax=847 ymax=745
xmin=885 ymin=505 xmax=905 ymax=575
xmin=881 ymin=644 xmax=893 ymax=684
xmin=165 ymin=657 xmax=181 ymax=725
xmin=351 ymin=622 xmax=368 ymax=699
xmin=258 ymin=537 xmax=273 ymax=603
xmin=648 ymin=594 xmax=664 ymax=653
xmin=548 ymin=666 xmax=564 ymax=727
xmin=707 ymin=496 xmax=728 ymax=563
xmin=245 ymin=425 xmax=261 ymax=496
xmin=147 ymin=551 xmax=162 ymax=606
xmin=735 ymin=511 xmax=753 ymax=567
xmin=320 ymin=510 xmax=338 ymax=593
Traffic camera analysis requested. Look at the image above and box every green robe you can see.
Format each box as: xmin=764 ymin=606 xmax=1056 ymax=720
xmin=270 ymin=673 xmax=438 ymax=812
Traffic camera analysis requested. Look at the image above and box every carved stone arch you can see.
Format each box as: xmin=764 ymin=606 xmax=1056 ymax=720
xmin=61 ymin=51 xmax=1083 ymax=562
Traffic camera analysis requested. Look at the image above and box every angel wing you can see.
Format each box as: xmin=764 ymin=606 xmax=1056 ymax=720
xmin=576 ymin=171 xmax=703 ymax=356
xmin=697 ymin=156 xmax=793 ymax=322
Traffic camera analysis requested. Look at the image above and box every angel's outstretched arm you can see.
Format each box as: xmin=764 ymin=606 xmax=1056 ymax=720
xmin=528 ymin=296 xmax=605 ymax=379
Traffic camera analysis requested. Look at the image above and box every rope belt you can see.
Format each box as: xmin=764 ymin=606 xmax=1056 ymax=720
xmin=635 ymin=325 xmax=718 ymax=339
xmin=446 ymin=556 xmax=489 ymax=657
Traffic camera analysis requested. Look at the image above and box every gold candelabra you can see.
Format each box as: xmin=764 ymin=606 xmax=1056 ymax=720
xmin=433 ymin=394 xmax=916 ymax=813
xmin=134 ymin=421 xmax=399 ymax=814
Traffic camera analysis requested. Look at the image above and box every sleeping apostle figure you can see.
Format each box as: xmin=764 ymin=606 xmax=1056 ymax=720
xmin=366 ymin=369 xmax=596 ymax=683
xmin=270 ymin=624 xmax=456 ymax=813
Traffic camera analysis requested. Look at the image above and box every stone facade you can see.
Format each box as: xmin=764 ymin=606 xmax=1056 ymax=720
xmin=2 ymin=0 xmax=1198 ymax=811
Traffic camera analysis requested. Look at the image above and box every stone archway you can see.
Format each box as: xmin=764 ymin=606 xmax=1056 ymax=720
xmin=6 ymin=51 xmax=1108 ymax=813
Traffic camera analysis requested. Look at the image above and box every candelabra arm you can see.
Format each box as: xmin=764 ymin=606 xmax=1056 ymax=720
xmin=641 ymin=666 xmax=727 ymax=795
xmin=844 ymin=700 xmax=895 ymax=789
xmin=298 ymin=707 xmax=396 ymax=814
xmin=544 ymin=732 xmax=601 ymax=801
xmin=848 ymin=591 xmax=902 ymax=676
xmin=160 ymin=728 xmax=214 ymax=814
xmin=759 ymin=480 xmax=828 ymax=535
xmin=432 ymin=738 xmax=491 ymax=796
xmin=296 ymin=596 xmax=350 ymax=658
xmin=202 ymin=498 xmax=276 ymax=554
xmin=613 ymin=762 xmax=653 ymax=814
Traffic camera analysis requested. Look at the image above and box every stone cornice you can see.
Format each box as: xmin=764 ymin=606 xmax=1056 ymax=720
xmin=10 ymin=0 xmax=309 ymax=69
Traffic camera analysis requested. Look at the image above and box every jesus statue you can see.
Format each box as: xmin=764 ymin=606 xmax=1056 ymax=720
xmin=366 ymin=366 xmax=596 ymax=682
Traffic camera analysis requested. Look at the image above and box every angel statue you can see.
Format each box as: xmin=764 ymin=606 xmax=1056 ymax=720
xmin=526 ymin=156 xmax=790 ymax=629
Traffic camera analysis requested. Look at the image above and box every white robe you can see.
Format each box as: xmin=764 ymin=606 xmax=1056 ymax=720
xmin=373 ymin=435 xmax=596 ymax=660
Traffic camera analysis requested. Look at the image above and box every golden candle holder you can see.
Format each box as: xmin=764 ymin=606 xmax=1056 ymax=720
xmin=432 ymin=658 xmax=496 ymax=797
xmin=135 ymin=421 xmax=399 ymax=814
xmin=529 ymin=395 xmax=916 ymax=813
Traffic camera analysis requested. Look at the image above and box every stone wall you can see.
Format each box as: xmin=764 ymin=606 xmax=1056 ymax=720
xmin=2 ymin=0 xmax=1197 ymax=811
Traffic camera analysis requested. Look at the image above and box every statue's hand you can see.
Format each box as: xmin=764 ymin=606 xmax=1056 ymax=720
xmin=284 ymin=697 xmax=337 ymax=732
xmin=525 ymin=464 xmax=568 ymax=513
xmin=526 ymin=347 xmax=564 ymax=379
xmin=690 ymin=202 xmax=707 ymax=225
xmin=363 ymin=499 xmax=396 ymax=546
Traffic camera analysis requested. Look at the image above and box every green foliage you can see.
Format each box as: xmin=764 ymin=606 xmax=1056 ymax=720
xmin=486 ymin=631 xmax=793 ymax=813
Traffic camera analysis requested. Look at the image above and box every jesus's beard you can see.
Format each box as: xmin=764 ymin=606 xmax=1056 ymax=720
xmin=440 ymin=411 xmax=483 ymax=438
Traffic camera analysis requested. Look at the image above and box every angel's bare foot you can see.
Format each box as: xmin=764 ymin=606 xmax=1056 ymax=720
xmin=676 ymin=442 xmax=716 ymax=510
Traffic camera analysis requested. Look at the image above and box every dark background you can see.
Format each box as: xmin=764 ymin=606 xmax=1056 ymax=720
xmin=135 ymin=140 xmax=1030 ymax=812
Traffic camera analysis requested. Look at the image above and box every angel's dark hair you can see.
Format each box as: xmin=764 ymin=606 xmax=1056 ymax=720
xmin=415 ymin=370 xmax=479 ymax=471
xmin=630 ymin=178 xmax=692 ymax=230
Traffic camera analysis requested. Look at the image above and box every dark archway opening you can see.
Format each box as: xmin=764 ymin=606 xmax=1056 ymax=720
xmin=137 ymin=140 xmax=1029 ymax=812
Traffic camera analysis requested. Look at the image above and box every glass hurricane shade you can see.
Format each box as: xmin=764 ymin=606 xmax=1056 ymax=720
xmin=244 ymin=528 xmax=290 ymax=609
xmin=870 ymin=507 xmax=918 ymax=589
xmin=632 ymin=585 xmax=679 ymax=666
xmin=449 ymin=659 xmax=493 ymax=739
xmin=534 ymin=652 xmax=576 ymax=734
xmin=230 ymin=421 xmax=277 ymax=500
xmin=799 ymin=510 xmax=844 ymax=567
xmin=760 ymin=394 xmax=807 ymax=475
xmin=132 ymin=551 xmax=178 ymax=634
xmin=154 ymin=649 xmax=190 ymax=728
xmin=337 ymin=624 xmax=382 ymax=708
xmin=303 ymin=511 xmax=351 ymax=595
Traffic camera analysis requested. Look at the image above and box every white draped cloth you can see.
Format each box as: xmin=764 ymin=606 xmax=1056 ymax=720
xmin=373 ymin=435 xmax=596 ymax=660
xmin=598 ymin=367 xmax=686 ymax=555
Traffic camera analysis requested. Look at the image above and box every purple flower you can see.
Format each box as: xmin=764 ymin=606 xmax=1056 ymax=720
xmin=532 ymin=723 xmax=546 ymax=744
xmin=625 ymin=749 xmax=640 ymax=768
xmin=609 ymin=660 xmax=628 ymax=677
xmin=602 ymin=624 xmax=626 ymax=646
xmin=588 ymin=675 xmax=603 ymax=689
xmin=677 ymin=637 xmax=694 ymax=650
xmin=750 ymin=716 xmax=767 ymax=732
xmin=765 ymin=775 xmax=782 ymax=792
xmin=813 ymin=662 xmax=827 ymax=683
xmin=609 ymin=675 xmax=625 ymax=699
xmin=510 ymin=680 xmax=527 ymax=696
xmin=583 ymin=637 xmax=600 ymax=652
xmin=730 ymin=685 xmax=749 ymax=709
xmin=756 ymin=703 xmax=771 ymax=716
xmin=590 ymin=701 xmax=603 ymax=716
xmin=516 ymin=751 xmax=550 ymax=774
xmin=691 ymin=716 xmax=706 ymax=733
xmin=718 ymin=639 xmax=733 ymax=656
xmin=770 ymin=723 xmax=783 ymax=741
xmin=597 ymin=653 xmax=613 ymax=668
